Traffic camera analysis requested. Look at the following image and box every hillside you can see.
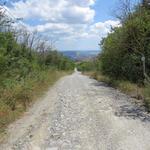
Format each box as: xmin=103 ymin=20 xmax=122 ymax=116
xmin=61 ymin=51 xmax=100 ymax=60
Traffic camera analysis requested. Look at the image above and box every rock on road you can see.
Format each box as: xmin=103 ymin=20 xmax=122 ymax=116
xmin=1 ymin=71 xmax=150 ymax=150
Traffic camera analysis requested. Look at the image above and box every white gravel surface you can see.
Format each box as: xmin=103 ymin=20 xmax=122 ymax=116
xmin=1 ymin=71 xmax=150 ymax=150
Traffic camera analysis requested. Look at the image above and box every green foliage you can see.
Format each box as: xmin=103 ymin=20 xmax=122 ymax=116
xmin=0 ymin=31 xmax=74 ymax=110
xmin=77 ymin=2 xmax=150 ymax=111
xmin=0 ymin=13 xmax=75 ymax=133
xmin=45 ymin=51 xmax=75 ymax=70
xmin=77 ymin=59 xmax=100 ymax=72
xmin=100 ymin=6 xmax=150 ymax=83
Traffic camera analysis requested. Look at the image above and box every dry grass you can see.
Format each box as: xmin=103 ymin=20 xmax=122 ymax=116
xmin=84 ymin=71 xmax=145 ymax=103
xmin=0 ymin=70 xmax=71 ymax=138
xmin=144 ymin=84 xmax=150 ymax=111
xmin=86 ymin=71 xmax=150 ymax=112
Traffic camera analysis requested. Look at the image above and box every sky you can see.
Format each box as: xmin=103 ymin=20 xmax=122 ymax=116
xmin=2 ymin=0 xmax=135 ymax=51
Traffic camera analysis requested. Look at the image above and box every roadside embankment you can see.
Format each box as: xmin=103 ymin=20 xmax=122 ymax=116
xmin=0 ymin=70 xmax=72 ymax=140
xmin=84 ymin=71 xmax=150 ymax=112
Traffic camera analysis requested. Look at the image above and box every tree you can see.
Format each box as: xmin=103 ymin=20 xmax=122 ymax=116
xmin=99 ymin=0 xmax=150 ymax=83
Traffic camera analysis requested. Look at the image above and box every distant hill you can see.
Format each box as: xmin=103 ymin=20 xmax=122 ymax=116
xmin=61 ymin=51 xmax=100 ymax=61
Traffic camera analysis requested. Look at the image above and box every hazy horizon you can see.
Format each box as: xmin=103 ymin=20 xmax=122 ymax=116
xmin=59 ymin=50 xmax=100 ymax=52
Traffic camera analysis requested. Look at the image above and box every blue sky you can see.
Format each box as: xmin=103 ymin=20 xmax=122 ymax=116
xmin=4 ymin=0 xmax=137 ymax=51
xmin=93 ymin=0 xmax=117 ymax=22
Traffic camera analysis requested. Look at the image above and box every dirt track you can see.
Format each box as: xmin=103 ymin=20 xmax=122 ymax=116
xmin=1 ymin=71 xmax=150 ymax=150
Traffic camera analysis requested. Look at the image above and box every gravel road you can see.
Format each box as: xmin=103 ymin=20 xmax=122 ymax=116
xmin=1 ymin=71 xmax=150 ymax=150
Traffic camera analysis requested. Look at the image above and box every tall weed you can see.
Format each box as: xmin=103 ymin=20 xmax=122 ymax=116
xmin=144 ymin=83 xmax=150 ymax=111
xmin=0 ymin=70 xmax=69 ymax=134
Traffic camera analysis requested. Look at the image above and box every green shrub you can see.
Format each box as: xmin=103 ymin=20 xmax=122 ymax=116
xmin=100 ymin=6 xmax=150 ymax=83
xmin=0 ymin=32 xmax=74 ymax=135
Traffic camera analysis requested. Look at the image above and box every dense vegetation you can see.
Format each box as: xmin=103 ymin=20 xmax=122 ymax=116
xmin=77 ymin=59 xmax=100 ymax=72
xmin=100 ymin=6 xmax=150 ymax=83
xmin=0 ymin=6 xmax=74 ymax=133
xmin=77 ymin=1 xmax=150 ymax=110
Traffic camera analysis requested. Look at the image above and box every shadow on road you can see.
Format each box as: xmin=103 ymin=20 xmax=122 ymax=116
xmin=115 ymin=104 xmax=150 ymax=122
xmin=91 ymin=82 xmax=110 ymax=88
xmin=91 ymin=81 xmax=150 ymax=123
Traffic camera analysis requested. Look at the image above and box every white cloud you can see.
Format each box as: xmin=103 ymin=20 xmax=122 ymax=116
xmin=69 ymin=0 xmax=96 ymax=7
xmin=7 ymin=0 xmax=120 ymax=50
xmin=90 ymin=20 xmax=121 ymax=35
xmin=33 ymin=23 xmax=72 ymax=33
xmin=9 ymin=0 xmax=95 ymax=24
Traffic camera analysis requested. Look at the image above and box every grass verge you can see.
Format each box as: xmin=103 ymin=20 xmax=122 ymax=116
xmin=144 ymin=84 xmax=150 ymax=111
xmin=0 ymin=70 xmax=72 ymax=139
xmin=84 ymin=71 xmax=150 ymax=111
